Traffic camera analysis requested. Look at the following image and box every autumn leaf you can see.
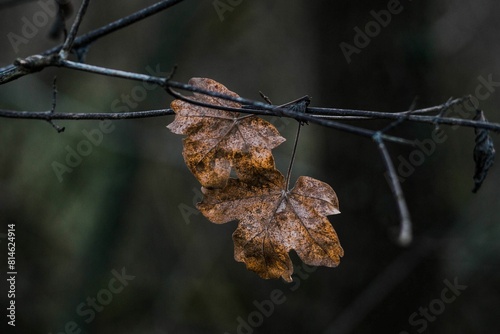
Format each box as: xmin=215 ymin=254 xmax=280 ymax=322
xmin=167 ymin=78 xmax=286 ymax=188
xmin=197 ymin=168 xmax=343 ymax=282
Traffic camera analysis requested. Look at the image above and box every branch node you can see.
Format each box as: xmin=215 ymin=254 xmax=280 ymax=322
xmin=372 ymin=131 xmax=383 ymax=143
xmin=432 ymin=97 xmax=454 ymax=130
xmin=14 ymin=55 xmax=48 ymax=69
xmin=161 ymin=65 xmax=178 ymax=90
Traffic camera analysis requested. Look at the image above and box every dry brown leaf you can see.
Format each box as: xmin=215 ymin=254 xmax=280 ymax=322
xmin=197 ymin=168 xmax=343 ymax=282
xmin=167 ymin=78 xmax=286 ymax=188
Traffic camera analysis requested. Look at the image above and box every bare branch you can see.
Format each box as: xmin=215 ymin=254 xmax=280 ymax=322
xmin=308 ymin=97 xmax=500 ymax=132
xmin=1 ymin=54 xmax=423 ymax=144
xmin=2 ymin=57 xmax=499 ymax=138
xmin=165 ymin=85 xmax=415 ymax=145
xmin=0 ymin=108 xmax=173 ymax=120
xmin=60 ymin=0 xmax=186 ymax=54
xmin=0 ymin=0 xmax=186 ymax=84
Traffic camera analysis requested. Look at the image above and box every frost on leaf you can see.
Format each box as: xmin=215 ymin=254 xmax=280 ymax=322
xmin=197 ymin=168 xmax=343 ymax=282
xmin=167 ymin=78 xmax=286 ymax=189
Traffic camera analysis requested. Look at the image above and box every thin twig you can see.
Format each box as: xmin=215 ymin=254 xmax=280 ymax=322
xmin=258 ymin=91 xmax=273 ymax=104
xmin=307 ymin=96 xmax=468 ymax=118
xmin=310 ymin=108 xmax=500 ymax=132
xmin=60 ymin=59 xmax=166 ymax=85
xmin=374 ymin=134 xmax=412 ymax=246
xmin=59 ymin=0 xmax=91 ymax=59
xmin=51 ymin=77 xmax=58 ymax=113
xmin=370 ymin=98 xmax=418 ymax=246
xmin=432 ymin=97 xmax=455 ymax=130
xmin=58 ymin=0 xmax=186 ymax=54
xmin=204 ymin=93 xmax=498 ymax=132
xmin=379 ymin=97 xmax=418 ymax=134
xmin=286 ymin=123 xmax=302 ymax=191
xmin=47 ymin=77 xmax=64 ymax=132
xmin=0 ymin=108 xmax=174 ymax=120
xmin=165 ymin=85 xmax=414 ymax=145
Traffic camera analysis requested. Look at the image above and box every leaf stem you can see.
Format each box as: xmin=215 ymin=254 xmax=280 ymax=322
xmin=286 ymin=122 xmax=302 ymax=191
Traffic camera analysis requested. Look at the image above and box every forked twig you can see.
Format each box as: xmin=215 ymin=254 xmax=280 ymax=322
xmin=371 ymin=100 xmax=420 ymax=246
xmin=166 ymin=84 xmax=414 ymax=145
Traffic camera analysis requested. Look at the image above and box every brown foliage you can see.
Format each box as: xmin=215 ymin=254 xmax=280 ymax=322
xmin=167 ymin=78 xmax=285 ymax=188
xmin=168 ymin=77 xmax=343 ymax=281
xmin=197 ymin=168 xmax=343 ymax=282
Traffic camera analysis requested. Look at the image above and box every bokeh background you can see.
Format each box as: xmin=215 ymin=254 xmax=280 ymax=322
xmin=1 ymin=0 xmax=499 ymax=333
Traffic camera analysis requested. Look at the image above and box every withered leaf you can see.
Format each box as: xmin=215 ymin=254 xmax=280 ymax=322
xmin=472 ymin=109 xmax=495 ymax=193
xmin=167 ymin=78 xmax=285 ymax=188
xmin=197 ymin=169 xmax=343 ymax=282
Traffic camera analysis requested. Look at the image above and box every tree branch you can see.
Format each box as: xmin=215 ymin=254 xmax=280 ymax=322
xmin=0 ymin=108 xmax=173 ymax=120
xmin=165 ymin=84 xmax=414 ymax=145
xmin=2 ymin=56 xmax=500 ymax=138
xmin=0 ymin=0 xmax=186 ymax=84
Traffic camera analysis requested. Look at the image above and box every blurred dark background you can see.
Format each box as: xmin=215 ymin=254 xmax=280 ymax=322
xmin=1 ymin=0 xmax=499 ymax=333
